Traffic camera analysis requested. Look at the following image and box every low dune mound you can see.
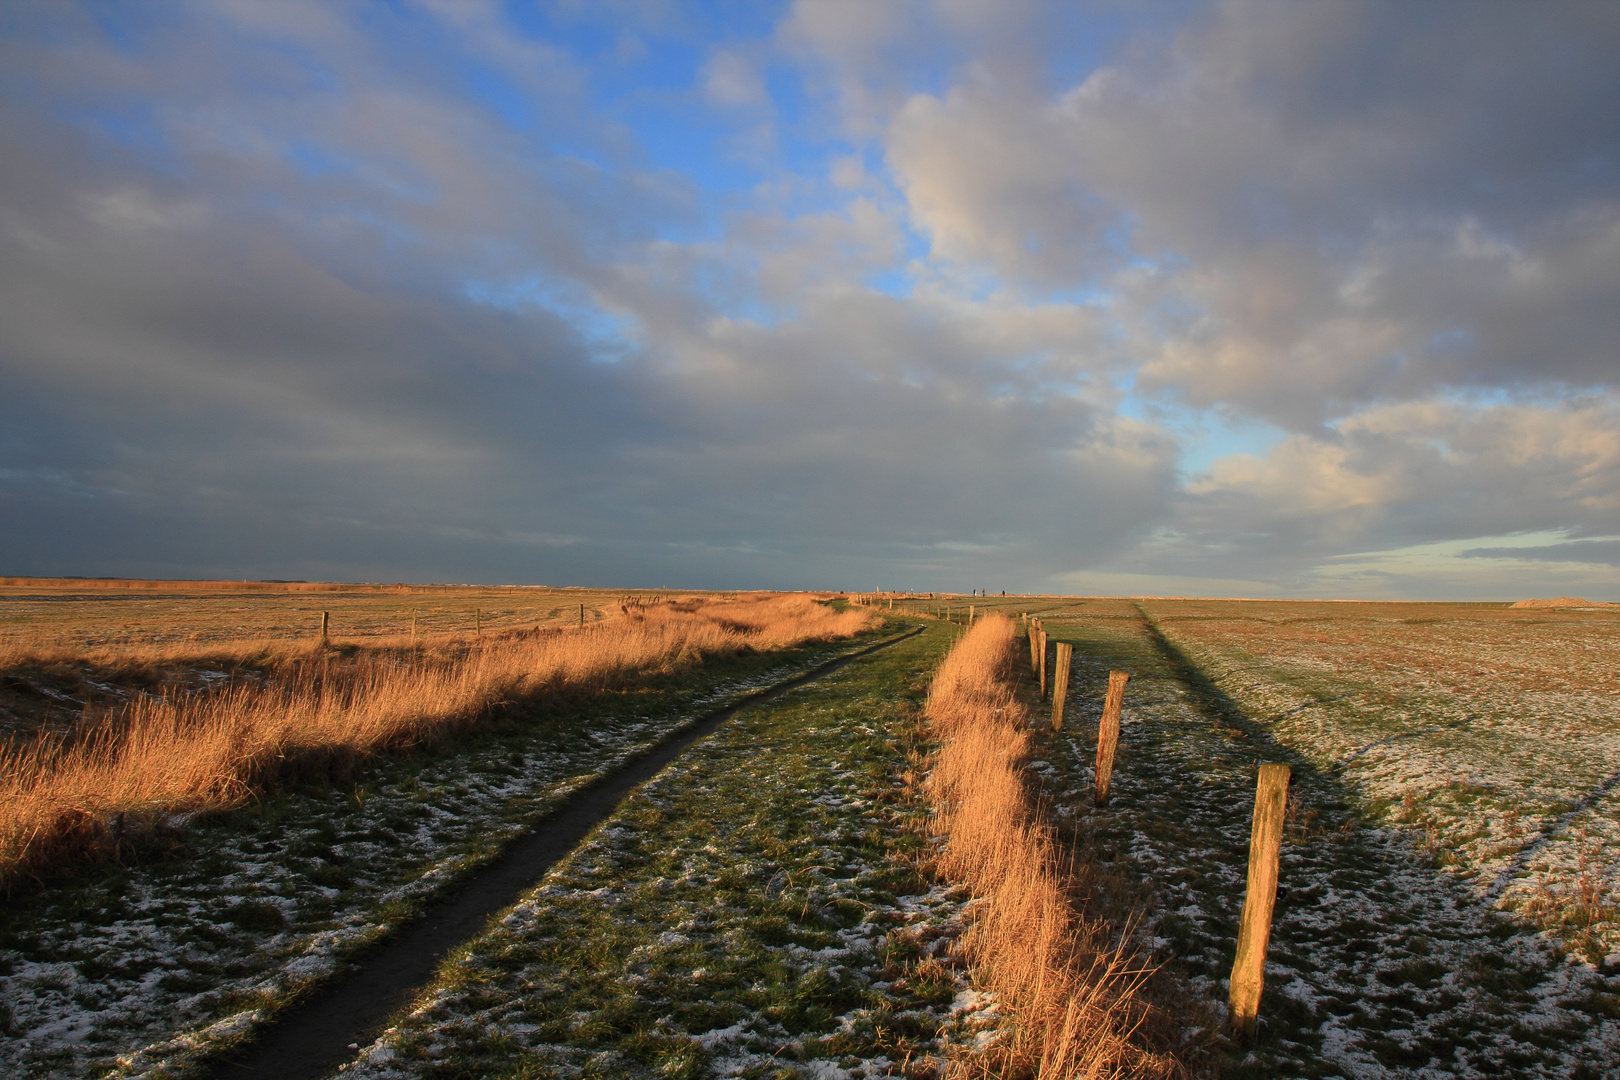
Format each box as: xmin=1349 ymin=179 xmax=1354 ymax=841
xmin=1509 ymin=596 xmax=1618 ymax=608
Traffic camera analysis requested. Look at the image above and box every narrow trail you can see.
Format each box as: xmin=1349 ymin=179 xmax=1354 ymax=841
xmin=206 ymin=624 xmax=924 ymax=1080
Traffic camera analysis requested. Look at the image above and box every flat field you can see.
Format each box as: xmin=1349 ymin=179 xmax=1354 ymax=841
xmin=7 ymin=583 xmax=1620 ymax=1078
xmin=0 ymin=578 xmax=659 ymax=650
xmin=0 ymin=579 xmax=677 ymax=738
xmin=0 ymin=583 xmax=991 ymax=1079
xmin=901 ymin=595 xmax=1620 ymax=1077
xmin=1138 ymin=598 xmax=1620 ymax=964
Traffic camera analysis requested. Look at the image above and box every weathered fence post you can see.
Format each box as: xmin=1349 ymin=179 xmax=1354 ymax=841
xmin=1094 ymin=670 xmax=1130 ymax=805
xmin=319 ymin=610 xmax=329 ymax=645
xmin=1230 ymin=762 xmax=1291 ymax=1038
xmin=579 ymin=602 xmax=585 ymax=628
xmin=969 ymin=604 xmax=975 ymax=625
xmin=1051 ymin=642 xmax=1073 ymax=731
xmin=1038 ymin=629 xmax=1048 ymax=699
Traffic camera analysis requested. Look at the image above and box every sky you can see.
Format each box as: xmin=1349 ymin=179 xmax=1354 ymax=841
xmin=2 ymin=1 xmax=1618 ymax=598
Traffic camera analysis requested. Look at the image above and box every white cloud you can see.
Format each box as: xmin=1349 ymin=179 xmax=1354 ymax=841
xmin=83 ymin=190 xmax=210 ymax=233
xmin=701 ymin=50 xmax=768 ymax=107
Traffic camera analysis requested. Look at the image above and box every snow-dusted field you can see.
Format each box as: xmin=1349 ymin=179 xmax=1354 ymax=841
xmin=332 ymin=625 xmax=991 ymax=1079
xmin=0 ymin=635 xmax=902 ymax=1079
xmin=1142 ymin=600 xmax=1620 ymax=965
xmin=16 ymin=591 xmax=1613 ymax=1079
xmin=1032 ymin=598 xmax=1620 ymax=1078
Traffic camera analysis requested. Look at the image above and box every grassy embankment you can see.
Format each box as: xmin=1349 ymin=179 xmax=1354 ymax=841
xmin=0 ymin=592 xmax=874 ymax=895
xmin=923 ymin=611 xmax=1180 ymax=1078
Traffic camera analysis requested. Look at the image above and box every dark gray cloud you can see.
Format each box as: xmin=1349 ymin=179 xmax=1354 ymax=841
xmin=1459 ymin=541 xmax=1620 ymax=567
xmin=0 ymin=2 xmax=1172 ymax=589
xmin=2 ymin=1 xmax=1618 ymax=596
xmin=887 ymin=2 xmax=1620 ymax=424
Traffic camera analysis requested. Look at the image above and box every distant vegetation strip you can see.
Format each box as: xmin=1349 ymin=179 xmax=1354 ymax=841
xmin=0 ymin=594 xmax=875 ymax=896
xmin=924 ymin=612 xmax=1178 ymax=1078
xmin=0 ymin=576 xmax=446 ymax=592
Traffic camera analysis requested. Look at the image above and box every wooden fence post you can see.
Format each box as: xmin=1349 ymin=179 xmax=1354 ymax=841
xmin=1230 ymin=762 xmax=1291 ymax=1038
xmin=475 ymin=608 xmax=482 ymax=636
xmin=1050 ymin=642 xmax=1073 ymax=731
xmin=320 ymin=610 xmax=329 ymax=645
xmin=579 ymin=602 xmax=585 ymax=628
xmin=969 ymin=604 xmax=975 ymax=625
xmin=1094 ymin=670 xmax=1130 ymax=805
xmin=1038 ymin=629 xmax=1048 ymax=699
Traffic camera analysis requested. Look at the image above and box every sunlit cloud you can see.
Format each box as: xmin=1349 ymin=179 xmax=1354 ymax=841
xmin=1 ymin=1 xmax=1616 ymax=596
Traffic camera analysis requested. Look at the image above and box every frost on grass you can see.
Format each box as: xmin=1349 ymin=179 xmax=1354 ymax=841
xmin=1139 ymin=601 xmax=1620 ymax=964
xmin=0 ymin=636 xmax=888 ymax=1080
xmin=1033 ymin=599 xmax=1620 ymax=1078
xmin=335 ymin=628 xmax=993 ymax=1079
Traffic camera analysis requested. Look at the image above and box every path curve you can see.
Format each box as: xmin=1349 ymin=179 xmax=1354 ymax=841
xmin=206 ymin=624 xmax=925 ymax=1080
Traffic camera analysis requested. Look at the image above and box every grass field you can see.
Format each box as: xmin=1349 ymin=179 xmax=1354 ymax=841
xmin=6 ymin=583 xmax=1620 ymax=1078
xmin=332 ymin=624 xmax=987 ymax=1080
xmin=902 ymin=595 xmax=1620 ymax=1077
xmin=0 ymin=621 xmax=903 ymax=1077
xmin=0 ymin=579 xmax=654 ymax=654
xmin=0 ymin=581 xmax=705 ymax=739
xmin=0 ymin=585 xmax=874 ymax=897
xmin=1132 ymin=598 xmax=1620 ymax=965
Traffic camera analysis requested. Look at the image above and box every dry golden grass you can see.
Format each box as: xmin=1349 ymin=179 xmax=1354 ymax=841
xmin=0 ymin=578 xmax=696 ymax=655
xmin=924 ymin=613 xmax=1178 ymax=1079
xmin=0 ymin=593 xmax=873 ymax=895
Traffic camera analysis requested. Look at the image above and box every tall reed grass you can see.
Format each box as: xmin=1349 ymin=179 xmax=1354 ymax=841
xmin=0 ymin=594 xmax=873 ymax=894
xmin=924 ymin=613 xmax=1177 ymax=1078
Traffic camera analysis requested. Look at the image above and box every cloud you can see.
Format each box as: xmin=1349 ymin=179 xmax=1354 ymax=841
xmin=1103 ymin=394 xmax=1620 ymax=594
xmin=1 ymin=1 xmax=1618 ymax=597
xmin=1459 ymin=539 xmax=1620 ymax=566
xmin=0 ymin=1 xmax=1180 ymax=589
xmin=878 ymin=2 xmax=1620 ymax=424
xmin=888 ymin=70 xmax=1112 ymax=287
xmin=701 ymin=50 xmax=768 ymax=107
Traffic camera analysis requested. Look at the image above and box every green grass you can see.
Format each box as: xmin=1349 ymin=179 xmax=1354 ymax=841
xmin=0 ymin=628 xmax=905 ymax=1080
xmin=1018 ymin=600 xmax=1619 ymax=1076
xmin=340 ymin=622 xmax=992 ymax=1080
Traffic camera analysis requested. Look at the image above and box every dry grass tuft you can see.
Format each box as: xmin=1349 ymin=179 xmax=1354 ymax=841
xmin=924 ymin=613 xmax=1179 ymax=1079
xmin=0 ymin=593 xmax=873 ymax=895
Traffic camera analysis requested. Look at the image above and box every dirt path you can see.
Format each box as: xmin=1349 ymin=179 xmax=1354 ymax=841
xmin=202 ymin=625 xmax=924 ymax=1080
xmin=1034 ymin=603 xmax=1618 ymax=1078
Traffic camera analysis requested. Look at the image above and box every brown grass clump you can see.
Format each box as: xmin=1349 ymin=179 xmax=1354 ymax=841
xmin=0 ymin=593 xmax=873 ymax=895
xmin=924 ymin=613 xmax=1178 ymax=1079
